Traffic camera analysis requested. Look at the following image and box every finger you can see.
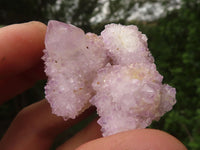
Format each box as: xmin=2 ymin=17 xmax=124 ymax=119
xmin=0 ymin=61 xmax=46 ymax=104
xmin=0 ymin=21 xmax=46 ymax=79
xmin=57 ymin=119 xmax=102 ymax=150
xmin=0 ymin=21 xmax=46 ymax=103
xmin=0 ymin=99 xmax=95 ymax=150
xmin=76 ymin=129 xmax=187 ymax=150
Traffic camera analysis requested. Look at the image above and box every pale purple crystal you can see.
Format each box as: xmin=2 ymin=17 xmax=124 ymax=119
xmin=101 ymin=24 xmax=154 ymax=65
xmin=43 ymin=21 xmax=176 ymax=136
xmin=90 ymin=64 xmax=176 ymax=136
xmin=43 ymin=20 xmax=108 ymax=119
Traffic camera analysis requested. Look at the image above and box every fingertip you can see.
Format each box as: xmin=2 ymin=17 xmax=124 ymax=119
xmin=24 ymin=21 xmax=47 ymax=39
xmin=1 ymin=21 xmax=46 ymax=33
xmin=0 ymin=21 xmax=47 ymax=78
xmin=27 ymin=21 xmax=46 ymax=28
xmin=76 ymin=129 xmax=187 ymax=150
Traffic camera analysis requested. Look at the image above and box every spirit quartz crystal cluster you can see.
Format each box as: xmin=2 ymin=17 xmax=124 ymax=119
xmin=43 ymin=20 xmax=176 ymax=136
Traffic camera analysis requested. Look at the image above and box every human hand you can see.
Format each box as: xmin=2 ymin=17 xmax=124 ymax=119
xmin=0 ymin=22 xmax=187 ymax=150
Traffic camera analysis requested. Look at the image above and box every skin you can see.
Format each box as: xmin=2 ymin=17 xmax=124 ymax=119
xmin=0 ymin=22 xmax=187 ymax=150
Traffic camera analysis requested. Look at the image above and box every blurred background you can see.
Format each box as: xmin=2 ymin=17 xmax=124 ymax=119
xmin=0 ymin=0 xmax=200 ymax=149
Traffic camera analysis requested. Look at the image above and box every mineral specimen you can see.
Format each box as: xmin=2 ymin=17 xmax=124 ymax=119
xmin=43 ymin=20 xmax=176 ymax=136
xmin=101 ymin=24 xmax=154 ymax=65
xmin=91 ymin=63 xmax=176 ymax=136
xmin=43 ymin=21 xmax=108 ymax=119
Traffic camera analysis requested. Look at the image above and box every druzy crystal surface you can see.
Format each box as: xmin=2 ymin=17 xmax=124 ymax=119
xmin=101 ymin=24 xmax=154 ymax=65
xmin=43 ymin=20 xmax=176 ymax=136
xmin=91 ymin=64 xmax=176 ymax=136
xmin=43 ymin=21 xmax=108 ymax=119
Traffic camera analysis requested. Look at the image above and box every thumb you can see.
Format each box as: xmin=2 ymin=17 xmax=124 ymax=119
xmin=76 ymin=129 xmax=187 ymax=150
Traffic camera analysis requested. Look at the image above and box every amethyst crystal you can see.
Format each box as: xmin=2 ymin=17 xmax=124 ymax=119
xmin=43 ymin=21 xmax=108 ymax=119
xmin=43 ymin=20 xmax=176 ymax=136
